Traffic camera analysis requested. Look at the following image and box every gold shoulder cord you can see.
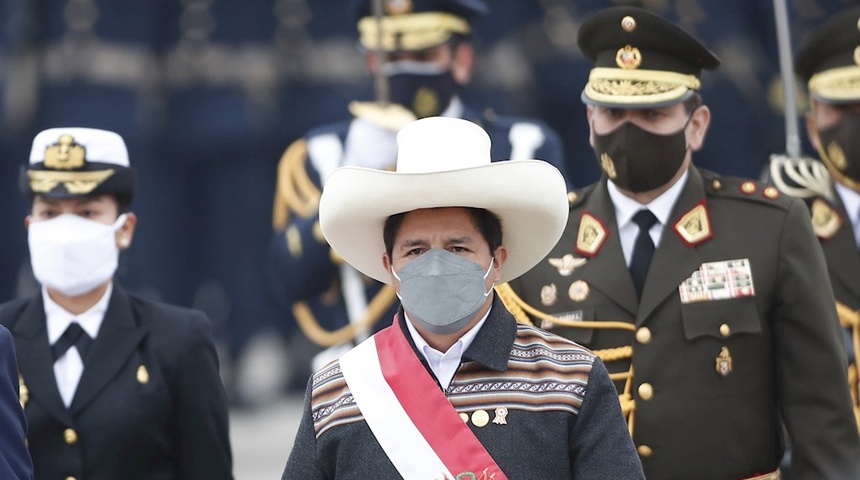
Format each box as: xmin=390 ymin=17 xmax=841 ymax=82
xmin=293 ymin=286 xmax=398 ymax=347
xmin=495 ymin=282 xmax=637 ymax=436
xmin=272 ymin=139 xmax=323 ymax=230
xmin=837 ymin=301 xmax=860 ymax=431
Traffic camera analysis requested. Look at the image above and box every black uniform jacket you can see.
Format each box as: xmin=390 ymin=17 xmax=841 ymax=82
xmin=0 ymin=285 xmax=233 ymax=480
xmin=509 ymin=167 xmax=860 ymax=479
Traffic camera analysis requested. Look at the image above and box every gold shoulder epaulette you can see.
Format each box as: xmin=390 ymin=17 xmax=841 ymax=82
xmin=272 ymin=138 xmax=322 ymax=230
xmin=768 ymin=154 xmax=834 ymax=201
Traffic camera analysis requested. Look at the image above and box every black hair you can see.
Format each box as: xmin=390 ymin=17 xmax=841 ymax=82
xmin=383 ymin=207 xmax=502 ymax=258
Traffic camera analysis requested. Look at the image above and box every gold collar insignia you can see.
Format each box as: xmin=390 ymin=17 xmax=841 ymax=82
xmin=674 ymin=202 xmax=713 ymax=246
xmin=575 ymin=212 xmax=608 ymax=257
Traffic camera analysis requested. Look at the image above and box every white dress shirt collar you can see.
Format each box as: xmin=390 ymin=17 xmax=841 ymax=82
xmin=404 ymin=307 xmax=490 ymax=390
xmin=44 ymin=283 xmax=112 ymax=344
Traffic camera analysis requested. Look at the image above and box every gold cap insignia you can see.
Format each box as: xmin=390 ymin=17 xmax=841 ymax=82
xmin=568 ymin=280 xmax=590 ymax=302
xmin=575 ymin=212 xmax=608 ymax=257
xmin=27 ymin=169 xmax=116 ymax=194
xmin=44 ymin=134 xmax=86 ymax=170
xmin=385 ymin=0 xmax=412 ymax=15
xmin=810 ymin=198 xmax=842 ymax=239
xmin=621 ymin=16 xmax=636 ymax=32
xmin=540 ymin=283 xmax=557 ymax=306
xmin=616 ymin=45 xmax=642 ymax=70
xmin=673 ymin=203 xmax=713 ymax=246
xmin=600 ymin=153 xmax=618 ymax=179
xmin=548 ymin=254 xmax=587 ymax=276
xmin=715 ymin=346 xmax=733 ymax=377
xmin=137 ymin=365 xmax=150 ymax=384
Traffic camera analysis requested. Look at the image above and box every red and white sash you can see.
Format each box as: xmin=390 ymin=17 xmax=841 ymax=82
xmin=340 ymin=318 xmax=508 ymax=480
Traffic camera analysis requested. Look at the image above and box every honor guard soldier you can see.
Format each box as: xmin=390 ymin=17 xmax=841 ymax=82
xmin=769 ymin=6 xmax=860 ymax=431
xmin=0 ymin=128 xmax=233 ymax=480
xmin=268 ymin=0 xmax=570 ymax=374
xmin=501 ymin=7 xmax=860 ymax=479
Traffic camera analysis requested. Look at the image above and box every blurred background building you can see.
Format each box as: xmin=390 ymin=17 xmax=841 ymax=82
xmin=0 ymin=0 xmax=854 ymax=410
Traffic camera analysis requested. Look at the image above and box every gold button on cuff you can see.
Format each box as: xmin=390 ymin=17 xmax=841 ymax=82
xmin=719 ymin=324 xmax=731 ymax=337
xmin=635 ymin=327 xmax=652 ymax=344
xmin=637 ymin=445 xmax=653 ymax=458
xmin=638 ymin=383 xmax=654 ymax=400
xmin=63 ymin=428 xmax=78 ymax=445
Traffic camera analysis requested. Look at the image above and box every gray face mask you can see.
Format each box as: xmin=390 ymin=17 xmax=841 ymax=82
xmin=392 ymin=248 xmax=494 ymax=335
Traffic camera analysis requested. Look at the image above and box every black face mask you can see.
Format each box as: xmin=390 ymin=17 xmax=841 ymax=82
xmin=592 ymin=118 xmax=690 ymax=193
xmin=816 ymin=110 xmax=860 ymax=187
xmin=384 ymin=60 xmax=458 ymax=118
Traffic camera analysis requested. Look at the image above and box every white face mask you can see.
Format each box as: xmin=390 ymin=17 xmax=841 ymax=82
xmin=28 ymin=213 xmax=128 ymax=296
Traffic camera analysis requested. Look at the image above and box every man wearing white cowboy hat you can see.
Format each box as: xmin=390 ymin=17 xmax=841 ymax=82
xmin=282 ymin=117 xmax=643 ymax=479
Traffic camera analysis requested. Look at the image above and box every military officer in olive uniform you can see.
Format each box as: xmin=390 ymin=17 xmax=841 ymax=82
xmin=0 ymin=128 xmax=233 ymax=480
xmin=268 ymin=0 xmax=569 ymax=373
xmin=503 ymin=7 xmax=860 ymax=479
xmin=769 ymin=7 xmax=860 ymax=430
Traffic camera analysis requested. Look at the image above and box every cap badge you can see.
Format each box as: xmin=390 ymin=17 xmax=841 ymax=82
xmin=385 ymin=0 xmax=412 ymax=15
xmin=575 ymin=212 xmax=608 ymax=257
xmin=44 ymin=134 xmax=86 ymax=170
xmin=810 ymin=198 xmax=842 ymax=240
xmin=621 ymin=16 xmax=637 ymax=32
xmin=600 ymin=153 xmax=618 ymax=179
xmin=616 ymin=45 xmax=642 ymax=70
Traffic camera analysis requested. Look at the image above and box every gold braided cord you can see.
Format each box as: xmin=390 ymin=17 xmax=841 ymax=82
xmin=495 ymin=282 xmax=635 ymax=331
xmin=272 ymin=139 xmax=321 ymax=230
xmin=292 ymin=285 xmax=397 ymax=347
xmin=494 ymin=283 xmax=533 ymax=325
xmin=837 ymin=301 xmax=860 ymax=432
xmin=808 ymin=65 xmax=860 ymax=102
xmin=358 ymin=13 xmax=469 ymax=52
xmin=495 ymin=282 xmax=636 ymax=434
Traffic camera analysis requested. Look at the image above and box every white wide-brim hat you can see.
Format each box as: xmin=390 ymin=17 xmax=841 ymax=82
xmin=319 ymin=116 xmax=569 ymax=285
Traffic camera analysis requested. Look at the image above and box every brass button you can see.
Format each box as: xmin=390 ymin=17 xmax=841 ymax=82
xmin=637 ymin=445 xmax=653 ymax=458
xmin=63 ymin=428 xmax=78 ymax=445
xmin=638 ymin=383 xmax=654 ymax=400
xmin=635 ymin=327 xmax=652 ymax=344
xmin=719 ymin=324 xmax=731 ymax=337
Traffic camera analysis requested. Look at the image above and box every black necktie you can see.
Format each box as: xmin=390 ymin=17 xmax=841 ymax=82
xmin=52 ymin=322 xmax=92 ymax=361
xmin=629 ymin=209 xmax=658 ymax=298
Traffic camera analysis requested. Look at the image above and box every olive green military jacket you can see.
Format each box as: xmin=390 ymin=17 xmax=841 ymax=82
xmin=508 ymin=167 xmax=860 ymax=480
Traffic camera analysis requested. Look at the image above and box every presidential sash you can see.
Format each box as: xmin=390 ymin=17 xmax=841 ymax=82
xmin=340 ymin=317 xmax=508 ymax=480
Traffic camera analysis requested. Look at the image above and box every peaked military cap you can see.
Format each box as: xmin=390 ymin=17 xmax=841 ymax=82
xmin=577 ymin=6 xmax=720 ymax=108
xmin=795 ymin=7 xmax=860 ymax=104
xmin=353 ymin=0 xmax=488 ymax=53
xmin=21 ymin=127 xmax=136 ymax=205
